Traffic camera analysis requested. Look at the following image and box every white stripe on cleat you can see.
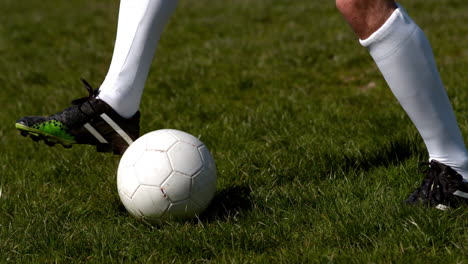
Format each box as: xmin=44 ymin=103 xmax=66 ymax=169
xmin=100 ymin=113 xmax=133 ymax=145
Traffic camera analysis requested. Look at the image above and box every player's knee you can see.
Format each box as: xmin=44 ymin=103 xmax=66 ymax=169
xmin=335 ymin=0 xmax=353 ymax=15
xmin=337 ymin=0 xmax=396 ymax=18
xmin=336 ymin=0 xmax=365 ymax=17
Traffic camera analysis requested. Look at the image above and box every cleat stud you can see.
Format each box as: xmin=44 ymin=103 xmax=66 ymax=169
xmin=44 ymin=140 xmax=56 ymax=147
xmin=96 ymin=144 xmax=112 ymax=153
xmin=30 ymin=135 xmax=41 ymax=142
xmin=63 ymin=144 xmax=72 ymax=149
xmin=113 ymin=149 xmax=122 ymax=155
xmin=20 ymin=131 xmax=28 ymax=137
xmin=113 ymin=147 xmax=125 ymax=155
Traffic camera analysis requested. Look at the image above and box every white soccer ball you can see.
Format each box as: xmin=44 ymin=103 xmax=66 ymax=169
xmin=117 ymin=129 xmax=217 ymax=223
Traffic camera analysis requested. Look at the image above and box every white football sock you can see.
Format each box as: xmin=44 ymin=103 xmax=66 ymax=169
xmin=360 ymin=4 xmax=468 ymax=181
xmin=98 ymin=0 xmax=178 ymax=118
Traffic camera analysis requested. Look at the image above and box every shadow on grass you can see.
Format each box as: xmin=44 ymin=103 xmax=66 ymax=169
xmin=199 ymin=184 xmax=253 ymax=222
xmin=342 ymin=138 xmax=423 ymax=172
xmin=271 ymin=136 xmax=424 ymax=186
xmin=314 ymin=136 xmax=426 ymax=177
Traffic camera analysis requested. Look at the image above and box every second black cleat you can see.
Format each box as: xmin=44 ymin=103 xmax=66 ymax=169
xmin=15 ymin=79 xmax=140 ymax=155
xmin=406 ymin=160 xmax=468 ymax=210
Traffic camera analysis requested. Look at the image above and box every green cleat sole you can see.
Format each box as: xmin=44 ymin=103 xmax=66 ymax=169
xmin=15 ymin=122 xmax=120 ymax=153
xmin=15 ymin=122 xmax=75 ymax=148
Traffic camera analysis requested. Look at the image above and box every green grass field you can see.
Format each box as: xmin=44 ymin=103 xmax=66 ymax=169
xmin=1 ymin=0 xmax=467 ymax=262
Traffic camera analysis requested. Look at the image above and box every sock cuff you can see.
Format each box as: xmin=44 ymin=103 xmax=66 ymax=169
xmin=359 ymin=4 xmax=418 ymax=61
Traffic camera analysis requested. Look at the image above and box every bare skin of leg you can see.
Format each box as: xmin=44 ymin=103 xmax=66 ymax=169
xmin=336 ymin=0 xmax=397 ymax=39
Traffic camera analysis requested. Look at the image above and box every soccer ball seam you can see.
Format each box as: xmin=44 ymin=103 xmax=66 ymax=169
xmin=167 ymin=130 xmax=202 ymax=148
xmin=117 ymin=129 xmax=216 ymax=223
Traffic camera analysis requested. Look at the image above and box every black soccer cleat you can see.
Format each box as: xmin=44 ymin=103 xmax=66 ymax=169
xmin=406 ymin=160 xmax=468 ymax=210
xmin=15 ymin=78 xmax=140 ymax=155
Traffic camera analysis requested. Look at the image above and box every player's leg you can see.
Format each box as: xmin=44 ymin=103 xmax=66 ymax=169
xmin=98 ymin=0 xmax=178 ymax=119
xmin=336 ymin=0 xmax=468 ymax=208
xmin=336 ymin=0 xmax=397 ymax=40
xmin=16 ymin=0 xmax=178 ymax=155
